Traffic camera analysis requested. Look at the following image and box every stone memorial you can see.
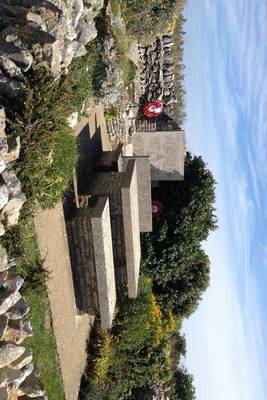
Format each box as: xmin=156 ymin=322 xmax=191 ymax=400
xmin=132 ymin=130 xmax=185 ymax=181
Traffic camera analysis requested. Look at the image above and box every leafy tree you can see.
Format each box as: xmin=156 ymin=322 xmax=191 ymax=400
xmin=171 ymin=367 xmax=196 ymax=400
xmin=141 ymin=152 xmax=216 ymax=317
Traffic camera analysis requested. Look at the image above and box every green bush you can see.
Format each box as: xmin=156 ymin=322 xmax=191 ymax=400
xmin=121 ymin=0 xmax=186 ymax=40
xmin=80 ymin=277 xmax=177 ymax=400
xmin=141 ymin=152 xmax=217 ymax=317
xmin=0 ymin=215 xmax=46 ymax=289
xmin=2 ymin=42 xmax=102 ymax=209
xmin=68 ymin=42 xmax=102 ymax=112
xmin=4 ymin=70 xmax=76 ymax=208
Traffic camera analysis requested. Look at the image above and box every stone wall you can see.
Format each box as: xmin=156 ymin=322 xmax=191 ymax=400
xmin=0 ymin=246 xmax=46 ymax=400
xmin=0 ymin=108 xmax=26 ymax=236
xmin=139 ymin=33 xmax=176 ymax=117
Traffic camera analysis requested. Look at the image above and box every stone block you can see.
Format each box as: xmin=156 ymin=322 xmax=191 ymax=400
xmin=132 ymin=130 xmax=185 ymax=181
xmin=121 ymin=160 xmax=141 ymax=298
xmin=118 ymin=155 xmax=152 ymax=232
xmin=91 ymin=197 xmax=116 ymax=330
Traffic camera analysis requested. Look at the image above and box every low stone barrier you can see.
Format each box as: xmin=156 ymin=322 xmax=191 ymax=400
xmin=0 ymin=246 xmax=46 ymax=400
xmin=0 ymin=107 xmax=46 ymax=398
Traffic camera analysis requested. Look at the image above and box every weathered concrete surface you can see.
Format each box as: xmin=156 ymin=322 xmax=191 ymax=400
xmin=133 ymin=130 xmax=185 ymax=181
xmin=121 ymin=159 xmax=141 ymax=298
xmin=34 ymin=202 xmax=93 ymax=400
xmin=91 ymin=197 xmax=116 ymax=329
xmin=118 ymin=155 xmax=152 ymax=232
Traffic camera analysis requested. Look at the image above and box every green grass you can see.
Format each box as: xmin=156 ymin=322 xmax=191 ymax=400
xmin=110 ymin=0 xmax=137 ymax=88
xmin=25 ymin=287 xmax=64 ymax=400
xmin=0 ymin=216 xmax=64 ymax=400
xmin=3 ymin=43 xmax=102 ymax=210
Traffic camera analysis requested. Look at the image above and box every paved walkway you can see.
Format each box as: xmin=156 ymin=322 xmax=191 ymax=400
xmin=35 ymin=202 xmax=94 ymax=400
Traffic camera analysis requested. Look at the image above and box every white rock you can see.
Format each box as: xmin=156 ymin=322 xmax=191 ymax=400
xmin=3 ymin=137 xmax=21 ymax=164
xmin=0 ymin=159 xmax=6 ymax=174
xmin=16 ymin=369 xmax=45 ymax=398
xmin=0 ymin=184 xmax=9 ymax=210
xmin=9 ymin=348 xmax=33 ymax=370
xmin=0 ymin=290 xmax=22 ymax=316
xmin=0 ymin=109 xmax=8 ymax=159
xmin=0 ymin=222 xmax=5 ymax=237
xmin=0 ymin=343 xmax=25 ymax=369
xmin=0 ymin=245 xmax=8 ymax=272
xmin=2 ymin=271 xmax=24 ymax=292
xmin=67 ymin=111 xmax=79 ymax=128
xmin=0 ymin=316 xmax=8 ymax=341
xmin=0 ymin=362 xmax=34 ymax=389
xmin=1 ymin=194 xmax=26 ymax=228
xmin=6 ymin=297 xmax=30 ymax=320
xmin=4 ymin=317 xmax=33 ymax=344
xmin=0 ymin=387 xmax=9 ymax=400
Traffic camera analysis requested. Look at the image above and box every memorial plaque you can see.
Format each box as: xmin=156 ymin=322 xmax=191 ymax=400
xmin=132 ymin=130 xmax=185 ymax=181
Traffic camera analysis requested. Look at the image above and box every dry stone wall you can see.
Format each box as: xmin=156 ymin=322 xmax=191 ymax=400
xmin=139 ymin=33 xmax=176 ymax=117
xmin=0 ymin=108 xmax=26 ymax=237
xmin=0 ymin=246 xmax=46 ymax=400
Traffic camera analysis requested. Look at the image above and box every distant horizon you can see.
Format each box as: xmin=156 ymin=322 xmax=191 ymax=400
xmin=183 ymin=1 xmax=267 ymax=399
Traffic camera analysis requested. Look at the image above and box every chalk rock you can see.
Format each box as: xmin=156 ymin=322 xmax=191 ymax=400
xmin=0 ymin=185 xmax=9 ymax=210
xmin=67 ymin=111 xmax=79 ymax=128
xmin=0 ymin=343 xmax=25 ymax=369
xmin=0 ymin=108 xmax=8 ymax=159
xmin=3 ymin=137 xmax=21 ymax=164
xmin=16 ymin=369 xmax=45 ymax=398
xmin=0 ymin=223 xmax=5 ymax=237
xmin=1 ymin=194 xmax=26 ymax=228
xmin=4 ymin=317 xmax=33 ymax=344
xmin=1 ymin=271 xmax=24 ymax=292
xmin=0 ymin=57 xmax=22 ymax=79
xmin=0 ymin=290 xmax=22 ymax=316
xmin=1 ymin=171 xmax=26 ymax=227
xmin=0 ymin=160 xmax=6 ymax=175
xmin=0 ymin=387 xmax=8 ymax=400
xmin=9 ymin=348 xmax=32 ymax=370
xmin=0 ymin=245 xmax=8 ymax=273
xmin=0 ymin=73 xmax=24 ymax=98
xmin=0 ymin=362 xmax=33 ymax=390
xmin=6 ymin=298 xmax=30 ymax=320
xmin=0 ymin=316 xmax=8 ymax=341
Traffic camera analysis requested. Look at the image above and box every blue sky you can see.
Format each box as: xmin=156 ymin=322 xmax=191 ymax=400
xmin=183 ymin=1 xmax=267 ymax=399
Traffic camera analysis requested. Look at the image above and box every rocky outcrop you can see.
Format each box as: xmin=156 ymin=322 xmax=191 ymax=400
xmin=0 ymin=0 xmax=104 ymax=101
xmin=0 ymin=257 xmax=46 ymax=399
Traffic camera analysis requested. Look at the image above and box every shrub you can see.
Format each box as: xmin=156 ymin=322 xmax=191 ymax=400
xmin=121 ymin=0 xmax=186 ymax=41
xmin=81 ymin=277 xmax=177 ymax=400
xmin=0 ymin=215 xmax=46 ymax=290
xmin=141 ymin=152 xmax=216 ymax=317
